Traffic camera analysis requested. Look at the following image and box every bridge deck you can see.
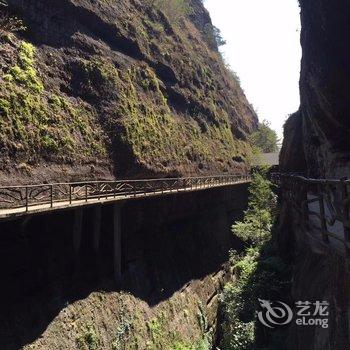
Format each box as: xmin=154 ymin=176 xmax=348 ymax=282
xmin=0 ymin=175 xmax=250 ymax=221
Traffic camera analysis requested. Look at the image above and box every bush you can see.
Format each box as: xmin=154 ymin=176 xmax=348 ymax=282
xmin=0 ymin=1 xmax=25 ymax=36
xmin=77 ymin=324 xmax=100 ymax=350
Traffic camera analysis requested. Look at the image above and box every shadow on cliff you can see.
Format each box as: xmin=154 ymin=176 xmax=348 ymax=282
xmin=0 ymin=186 xmax=248 ymax=350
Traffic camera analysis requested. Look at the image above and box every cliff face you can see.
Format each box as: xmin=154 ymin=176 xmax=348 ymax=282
xmin=0 ymin=0 xmax=258 ymax=184
xmin=280 ymin=1 xmax=350 ymax=349
xmin=281 ymin=0 xmax=350 ymax=177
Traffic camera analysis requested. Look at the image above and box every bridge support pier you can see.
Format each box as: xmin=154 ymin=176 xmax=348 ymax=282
xmin=72 ymin=208 xmax=84 ymax=279
xmin=93 ymin=206 xmax=102 ymax=254
xmin=113 ymin=203 xmax=122 ymax=285
xmin=73 ymin=209 xmax=84 ymax=254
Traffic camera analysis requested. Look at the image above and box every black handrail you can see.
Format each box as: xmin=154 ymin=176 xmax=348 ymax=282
xmin=0 ymin=174 xmax=250 ymax=211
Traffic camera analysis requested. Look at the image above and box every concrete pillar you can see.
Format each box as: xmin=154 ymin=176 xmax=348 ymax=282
xmin=113 ymin=203 xmax=122 ymax=285
xmin=93 ymin=206 xmax=102 ymax=254
xmin=73 ymin=209 xmax=83 ymax=253
xmin=20 ymin=217 xmax=31 ymax=238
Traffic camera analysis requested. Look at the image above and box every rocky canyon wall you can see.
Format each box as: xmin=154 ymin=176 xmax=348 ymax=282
xmin=280 ymin=1 xmax=350 ymax=349
xmin=281 ymin=0 xmax=350 ymax=177
xmin=0 ymin=0 xmax=258 ymax=184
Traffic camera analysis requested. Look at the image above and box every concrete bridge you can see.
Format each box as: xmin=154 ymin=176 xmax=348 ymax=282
xmin=0 ymin=174 xmax=250 ymax=285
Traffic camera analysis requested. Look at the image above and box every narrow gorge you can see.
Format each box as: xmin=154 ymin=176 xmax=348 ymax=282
xmin=1 ymin=0 xmax=350 ymax=349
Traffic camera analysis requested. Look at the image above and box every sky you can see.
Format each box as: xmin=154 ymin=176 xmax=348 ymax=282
xmin=204 ymin=0 xmax=302 ymax=140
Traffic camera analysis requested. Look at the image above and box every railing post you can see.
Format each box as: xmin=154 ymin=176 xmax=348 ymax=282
xmin=341 ymin=179 xmax=350 ymax=254
xmin=85 ymin=185 xmax=88 ymax=202
xmin=318 ymin=185 xmax=329 ymax=244
xmin=69 ymin=184 xmax=72 ymax=204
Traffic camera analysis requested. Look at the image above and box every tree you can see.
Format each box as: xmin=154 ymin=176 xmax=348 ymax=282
xmin=204 ymin=24 xmax=226 ymax=50
xmin=212 ymin=25 xmax=226 ymax=47
xmin=249 ymin=120 xmax=279 ymax=153
xmin=231 ymin=168 xmax=275 ymax=245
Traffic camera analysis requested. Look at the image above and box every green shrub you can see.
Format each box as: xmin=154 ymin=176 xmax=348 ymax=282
xmin=169 ymin=338 xmax=210 ymax=350
xmin=7 ymin=41 xmax=44 ymax=93
xmin=77 ymin=324 xmax=100 ymax=350
xmin=232 ymin=169 xmax=276 ymax=245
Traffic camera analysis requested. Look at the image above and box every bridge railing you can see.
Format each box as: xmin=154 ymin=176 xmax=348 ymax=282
xmin=0 ymin=174 xmax=249 ymax=211
xmin=273 ymin=173 xmax=350 ymax=254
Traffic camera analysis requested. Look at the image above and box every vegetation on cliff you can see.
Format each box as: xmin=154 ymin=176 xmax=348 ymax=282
xmin=0 ymin=0 xmax=258 ymax=181
xmin=0 ymin=38 xmax=107 ymax=168
xmin=218 ymin=168 xmax=292 ymax=350
xmin=249 ymin=120 xmax=279 ymax=153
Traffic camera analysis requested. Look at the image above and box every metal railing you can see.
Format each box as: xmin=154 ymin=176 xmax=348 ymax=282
xmin=272 ymin=173 xmax=350 ymax=254
xmin=0 ymin=174 xmax=250 ymax=212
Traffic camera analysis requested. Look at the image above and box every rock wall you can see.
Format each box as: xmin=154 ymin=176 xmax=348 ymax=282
xmin=280 ymin=1 xmax=350 ymax=348
xmin=0 ymin=184 xmax=248 ymax=349
xmin=0 ymin=0 xmax=258 ymax=184
xmin=281 ymin=0 xmax=350 ymax=177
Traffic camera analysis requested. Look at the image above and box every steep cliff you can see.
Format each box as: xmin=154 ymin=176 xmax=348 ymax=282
xmin=281 ymin=0 xmax=350 ymax=177
xmin=0 ymin=0 xmax=258 ymax=184
xmin=280 ymin=1 xmax=350 ymax=349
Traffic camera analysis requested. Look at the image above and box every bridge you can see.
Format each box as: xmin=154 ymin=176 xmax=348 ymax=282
xmin=274 ymin=173 xmax=350 ymax=259
xmin=0 ymin=174 xmax=250 ymax=221
xmin=0 ymin=174 xmax=250 ymax=285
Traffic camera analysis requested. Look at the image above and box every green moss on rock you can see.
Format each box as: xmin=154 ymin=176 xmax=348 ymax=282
xmin=0 ymin=41 xmax=107 ymax=164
